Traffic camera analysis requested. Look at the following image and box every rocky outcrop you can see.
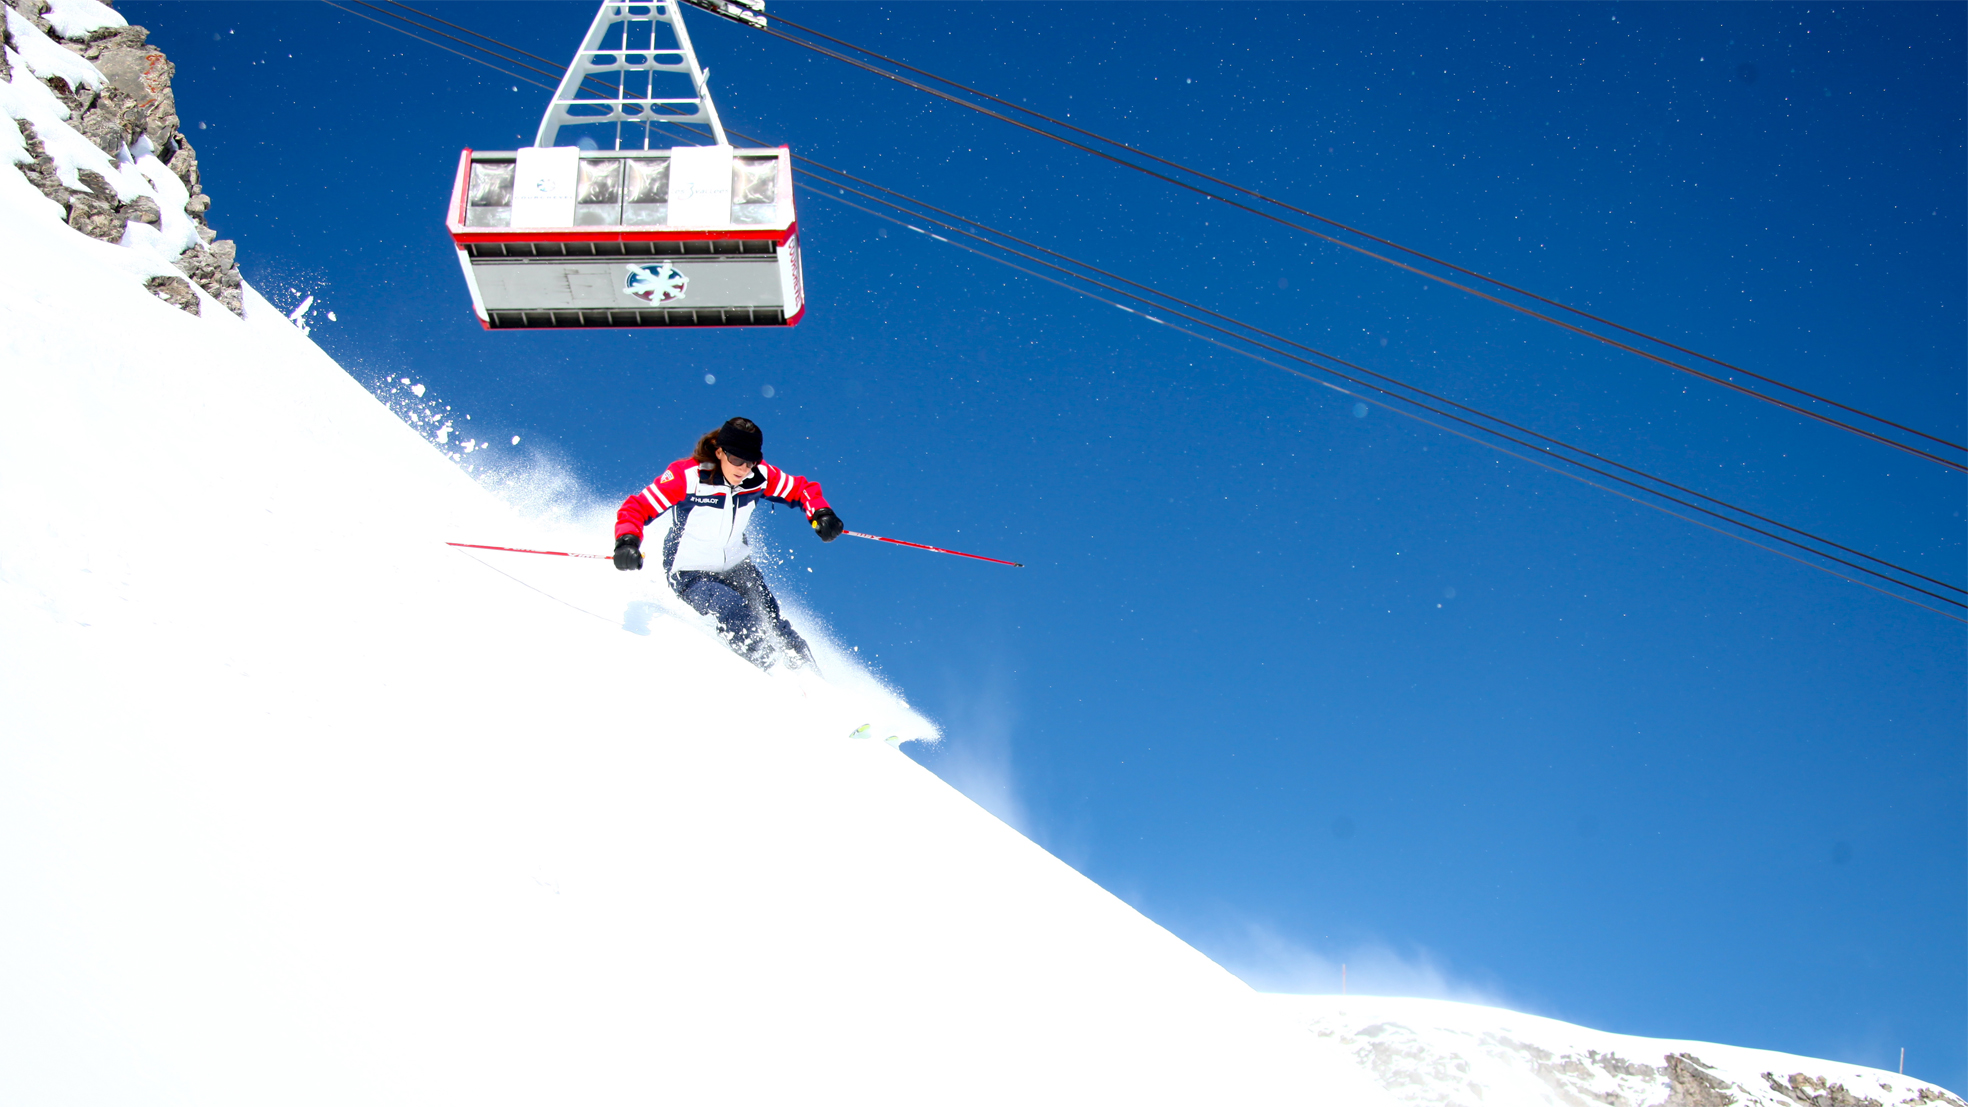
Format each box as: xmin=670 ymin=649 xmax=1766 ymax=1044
xmin=1274 ymin=995 xmax=1964 ymax=1107
xmin=143 ymin=273 xmax=197 ymax=312
xmin=172 ymin=233 xmax=240 ymax=308
xmin=1667 ymin=1053 xmax=1740 ymax=1107
xmin=1758 ymin=1070 xmax=1961 ymax=1107
xmin=4 ymin=0 xmax=243 ymax=316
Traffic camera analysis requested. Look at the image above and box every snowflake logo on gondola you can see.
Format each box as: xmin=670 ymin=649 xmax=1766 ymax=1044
xmin=624 ymin=262 xmax=688 ymax=305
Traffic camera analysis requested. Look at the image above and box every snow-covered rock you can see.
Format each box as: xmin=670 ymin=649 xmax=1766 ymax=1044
xmin=1 ymin=0 xmax=241 ymax=313
xmin=6 ymin=5 xmax=106 ymax=91
xmin=39 ymin=0 xmax=125 ymax=41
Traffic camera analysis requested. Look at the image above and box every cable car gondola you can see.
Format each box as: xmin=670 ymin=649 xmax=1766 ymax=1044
xmin=446 ymin=0 xmax=802 ymax=330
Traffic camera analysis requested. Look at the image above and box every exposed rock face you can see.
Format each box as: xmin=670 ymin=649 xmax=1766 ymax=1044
xmin=1760 ymin=1071 xmax=1900 ymax=1107
xmin=4 ymin=0 xmax=244 ymax=316
xmin=144 ymin=273 xmax=198 ymax=314
xmin=85 ymin=28 xmax=178 ymax=153
xmin=172 ymin=234 xmax=240 ymax=314
xmin=1667 ymin=1053 xmax=1740 ymax=1107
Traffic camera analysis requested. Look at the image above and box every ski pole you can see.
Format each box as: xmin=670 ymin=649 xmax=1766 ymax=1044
xmin=450 ymin=536 xmax=1022 ymax=568
xmin=843 ymin=530 xmax=1023 ymax=568
xmin=446 ymin=542 xmax=611 ymax=560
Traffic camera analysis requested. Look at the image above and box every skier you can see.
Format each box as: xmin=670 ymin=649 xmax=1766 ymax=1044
xmin=613 ymin=417 xmax=844 ymax=668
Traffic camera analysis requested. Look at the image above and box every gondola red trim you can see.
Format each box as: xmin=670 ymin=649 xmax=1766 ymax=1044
xmin=474 ymin=316 xmax=802 ymax=331
xmin=453 ymin=148 xmax=474 ymax=226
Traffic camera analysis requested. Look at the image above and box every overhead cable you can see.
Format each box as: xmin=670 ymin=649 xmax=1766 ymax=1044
xmin=805 ymin=184 xmax=1960 ymax=620
xmin=752 ymin=12 xmax=1968 ymax=472
xmin=794 ymin=174 xmax=1963 ymax=615
xmin=360 ymin=0 xmax=1963 ymax=471
xmin=379 ymin=1 xmax=595 ymax=81
xmin=316 ymin=1 xmax=1966 ymax=620
xmin=321 ymin=0 xmax=550 ymax=88
xmin=792 ymin=159 xmax=1968 ymax=602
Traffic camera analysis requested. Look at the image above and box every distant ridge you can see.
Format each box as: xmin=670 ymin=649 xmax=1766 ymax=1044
xmin=1267 ymin=995 xmax=1962 ymax=1107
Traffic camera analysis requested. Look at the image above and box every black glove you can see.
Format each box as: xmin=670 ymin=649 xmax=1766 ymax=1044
xmin=613 ymin=534 xmax=644 ymax=571
xmin=810 ymin=508 xmax=844 ymax=543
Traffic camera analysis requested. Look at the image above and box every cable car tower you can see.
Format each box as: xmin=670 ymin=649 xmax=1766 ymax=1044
xmin=446 ymin=0 xmax=803 ymax=330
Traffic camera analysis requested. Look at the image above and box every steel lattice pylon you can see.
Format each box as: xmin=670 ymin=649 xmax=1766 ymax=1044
xmin=535 ymin=1 xmax=729 ymax=150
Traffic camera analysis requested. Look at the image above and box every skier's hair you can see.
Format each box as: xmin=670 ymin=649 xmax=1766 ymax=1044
xmin=693 ymin=429 xmax=722 ymax=466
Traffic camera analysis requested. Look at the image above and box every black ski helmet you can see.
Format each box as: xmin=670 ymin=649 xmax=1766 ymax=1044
xmin=715 ymin=417 xmax=763 ymax=462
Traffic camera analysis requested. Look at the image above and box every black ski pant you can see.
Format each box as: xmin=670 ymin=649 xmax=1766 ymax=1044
xmin=669 ymin=561 xmax=812 ymax=668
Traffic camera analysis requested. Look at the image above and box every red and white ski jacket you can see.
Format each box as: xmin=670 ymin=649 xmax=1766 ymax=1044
xmin=616 ymin=457 xmax=830 ymax=575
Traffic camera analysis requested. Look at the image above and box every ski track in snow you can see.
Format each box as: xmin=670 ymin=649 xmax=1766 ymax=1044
xmin=1 ymin=55 xmax=1959 ymax=1107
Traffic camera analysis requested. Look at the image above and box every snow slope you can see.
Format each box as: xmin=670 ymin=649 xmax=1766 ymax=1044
xmin=1266 ymin=996 xmax=1964 ymax=1107
xmin=3 ymin=26 xmax=1956 ymax=1106
xmin=0 ymin=95 xmax=1398 ymax=1105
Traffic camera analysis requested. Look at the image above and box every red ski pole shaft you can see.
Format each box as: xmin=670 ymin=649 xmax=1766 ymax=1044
xmin=447 ymin=542 xmax=611 ymax=560
xmin=843 ymin=530 xmax=1023 ymax=568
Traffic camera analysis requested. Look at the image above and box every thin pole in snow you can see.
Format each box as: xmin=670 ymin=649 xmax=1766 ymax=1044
xmin=843 ymin=530 xmax=1022 ymax=567
xmin=1341 ymin=964 xmax=1346 ymax=996
xmin=1900 ymin=1048 xmax=1905 ymax=1074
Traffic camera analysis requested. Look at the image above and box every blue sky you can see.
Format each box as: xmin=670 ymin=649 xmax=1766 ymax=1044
xmin=124 ymin=0 xmax=1963 ymax=1087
